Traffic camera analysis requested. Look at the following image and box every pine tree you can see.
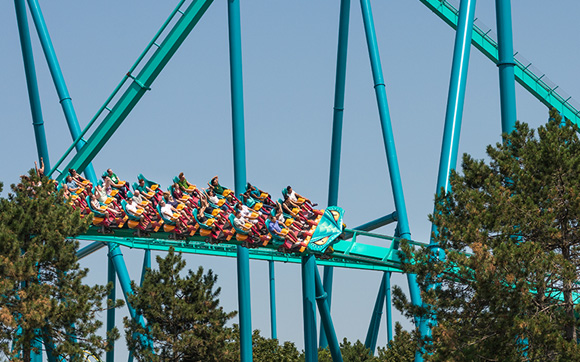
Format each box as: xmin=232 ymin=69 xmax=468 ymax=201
xmin=124 ymin=247 xmax=236 ymax=361
xmin=0 ymin=172 xmax=120 ymax=361
xmin=395 ymin=117 xmax=580 ymax=361
xmin=225 ymin=326 xmax=302 ymax=362
xmin=376 ymin=323 xmax=415 ymax=362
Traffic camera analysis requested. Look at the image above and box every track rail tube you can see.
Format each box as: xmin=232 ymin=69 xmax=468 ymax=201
xmin=14 ymin=0 xmax=50 ymax=170
xmin=495 ymin=0 xmax=517 ymax=133
xmin=227 ymin=0 xmax=252 ymax=360
xmin=26 ymin=0 xmax=97 ymax=183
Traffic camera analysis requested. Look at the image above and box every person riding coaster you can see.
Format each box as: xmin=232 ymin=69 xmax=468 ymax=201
xmin=193 ymin=207 xmax=233 ymax=243
xmin=157 ymin=199 xmax=196 ymax=237
xmin=134 ymin=176 xmax=162 ymax=205
xmin=245 ymin=182 xmax=276 ymax=210
xmin=280 ymin=197 xmax=319 ymax=226
xmin=282 ymin=186 xmax=321 ymax=214
xmin=175 ymin=172 xmax=196 ymax=194
xmin=122 ymin=198 xmax=162 ymax=234
xmin=229 ymin=211 xmax=270 ymax=247
xmin=87 ymin=194 xmax=128 ymax=231
xmin=103 ymin=169 xmax=129 ymax=199
xmin=266 ymin=214 xmax=308 ymax=253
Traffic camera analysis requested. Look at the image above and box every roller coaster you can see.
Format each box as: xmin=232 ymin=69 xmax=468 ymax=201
xmin=8 ymin=0 xmax=580 ymax=361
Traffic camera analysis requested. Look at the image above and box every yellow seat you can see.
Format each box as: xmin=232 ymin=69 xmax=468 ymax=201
xmin=176 ymin=203 xmax=185 ymax=210
xmin=150 ymin=184 xmax=158 ymax=191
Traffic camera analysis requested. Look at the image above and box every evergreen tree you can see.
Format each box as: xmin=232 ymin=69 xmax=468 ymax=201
xmin=226 ymin=326 xmax=302 ymax=362
xmin=0 ymin=172 xmax=120 ymax=361
xmin=376 ymin=323 xmax=415 ymax=362
xmin=318 ymin=338 xmax=379 ymax=362
xmin=124 ymin=247 xmax=236 ymax=361
xmin=394 ymin=117 xmax=580 ymax=361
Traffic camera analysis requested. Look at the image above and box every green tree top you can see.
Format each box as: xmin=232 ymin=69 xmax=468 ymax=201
xmin=125 ymin=247 xmax=237 ymax=362
xmin=396 ymin=118 xmax=580 ymax=361
xmin=0 ymin=171 xmax=121 ymax=361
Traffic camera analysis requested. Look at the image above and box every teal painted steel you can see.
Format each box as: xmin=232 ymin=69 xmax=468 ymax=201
xmin=418 ymin=0 xmax=580 ymax=125
xmin=302 ymin=255 xmax=318 ymax=362
xmin=322 ymin=0 xmax=350 ymax=343
xmin=14 ymin=0 xmax=50 ymax=171
xmin=76 ymin=226 xmax=427 ymax=266
xmin=31 ymin=335 xmax=42 ymax=362
xmin=47 ymin=1 xmax=190 ymax=181
xmin=76 ymin=241 xmax=104 ymax=259
xmin=227 ymin=0 xmax=252 ymax=360
xmin=364 ymin=273 xmax=386 ymax=353
xmin=106 ymin=258 xmax=115 ymax=362
xmin=140 ymin=250 xmax=151 ymax=286
xmin=328 ymin=0 xmax=351 ymax=209
xmin=359 ymin=1 xmax=426 ymax=358
xmin=319 ymin=267 xmax=333 ymax=348
xmin=53 ymin=0 xmax=214 ymax=184
xmin=432 ymin=0 xmax=475 ymax=204
xmin=495 ymin=0 xmax=517 ymax=133
xmin=26 ymin=0 xmax=97 ymax=183
xmin=268 ymin=261 xmax=277 ymax=340
xmin=343 ymin=212 xmax=397 ymax=240
xmin=386 ymin=272 xmax=392 ymax=342
xmin=314 ymin=269 xmax=343 ymax=362
xmin=107 ymin=243 xmax=140 ymax=322
xmin=76 ymin=233 xmax=405 ymax=272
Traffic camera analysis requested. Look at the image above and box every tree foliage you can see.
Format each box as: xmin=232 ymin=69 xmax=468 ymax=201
xmin=395 ymin=116 xmax=580 ymax=361
xmin=376 ymin=323 xmax=415 ymax=362
xmin=0 ymin=172 xmax=119 ymax=361
xmin=225 ymin=326 xmax=302 ymax=362
xmin=318 ymin=338 xmax=379 ymax=362
xmin=125 ymin=247 xmax=236 ymax=361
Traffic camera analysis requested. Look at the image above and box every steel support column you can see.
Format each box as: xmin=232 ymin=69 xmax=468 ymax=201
xmin=227 ymin=0 xmax=252 ymax=360
xmin=428 ymin=0 xmax=476 ymax=342
xmin=365 ymin=273 xmax=386 ymax=354
xmin=431 ymin=0 xmax=476 ymax=208
xmin=314 ymin=269 xmax=343 ymax=362
xmin=321 ymin=0 xmax=351 ymax=349
xmin=106 ymin=258 xmax=116 ymax=362
xmin=302 ymin=255 xmax=318 ymax=362
xmin=358 ymin=2 xmax=426 ymax=358
xmin=495 ymin=0 xmax=517 ymax=134
xmin=268 ymin=260 xmax=277 ymax=340
xmin=14 ymin=0 xmax=50 ymax=170
xmin=386 ymin=272 xmax=392 ymax=342
xmin=26 ymin=0 xmax=97 ymax=183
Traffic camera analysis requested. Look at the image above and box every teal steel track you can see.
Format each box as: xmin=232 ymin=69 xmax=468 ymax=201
xmin=75 ymin=228 xmax=422 ymax=273
xmin=50 ymin=0 xmax=213 ymax=183
xmin=418 ymin=0 xmax=580 ymax=124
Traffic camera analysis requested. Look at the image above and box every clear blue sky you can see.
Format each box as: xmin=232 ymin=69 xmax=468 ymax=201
xmin=2 ymin=0 xmax=580 ymax=359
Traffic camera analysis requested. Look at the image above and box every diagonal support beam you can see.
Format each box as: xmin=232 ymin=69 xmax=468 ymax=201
xmin=54 ymin=0 xmax=214 ymax=183
xmin=418 ymin=0 xmax=580 ymax=125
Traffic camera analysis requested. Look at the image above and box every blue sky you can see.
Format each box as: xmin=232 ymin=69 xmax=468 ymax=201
xmin=2 ymin=0 xmax=580 ymax=359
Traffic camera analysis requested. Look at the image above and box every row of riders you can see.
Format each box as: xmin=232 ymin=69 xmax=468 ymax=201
xmin=62 ymin=169 xmax=324 ymax=253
